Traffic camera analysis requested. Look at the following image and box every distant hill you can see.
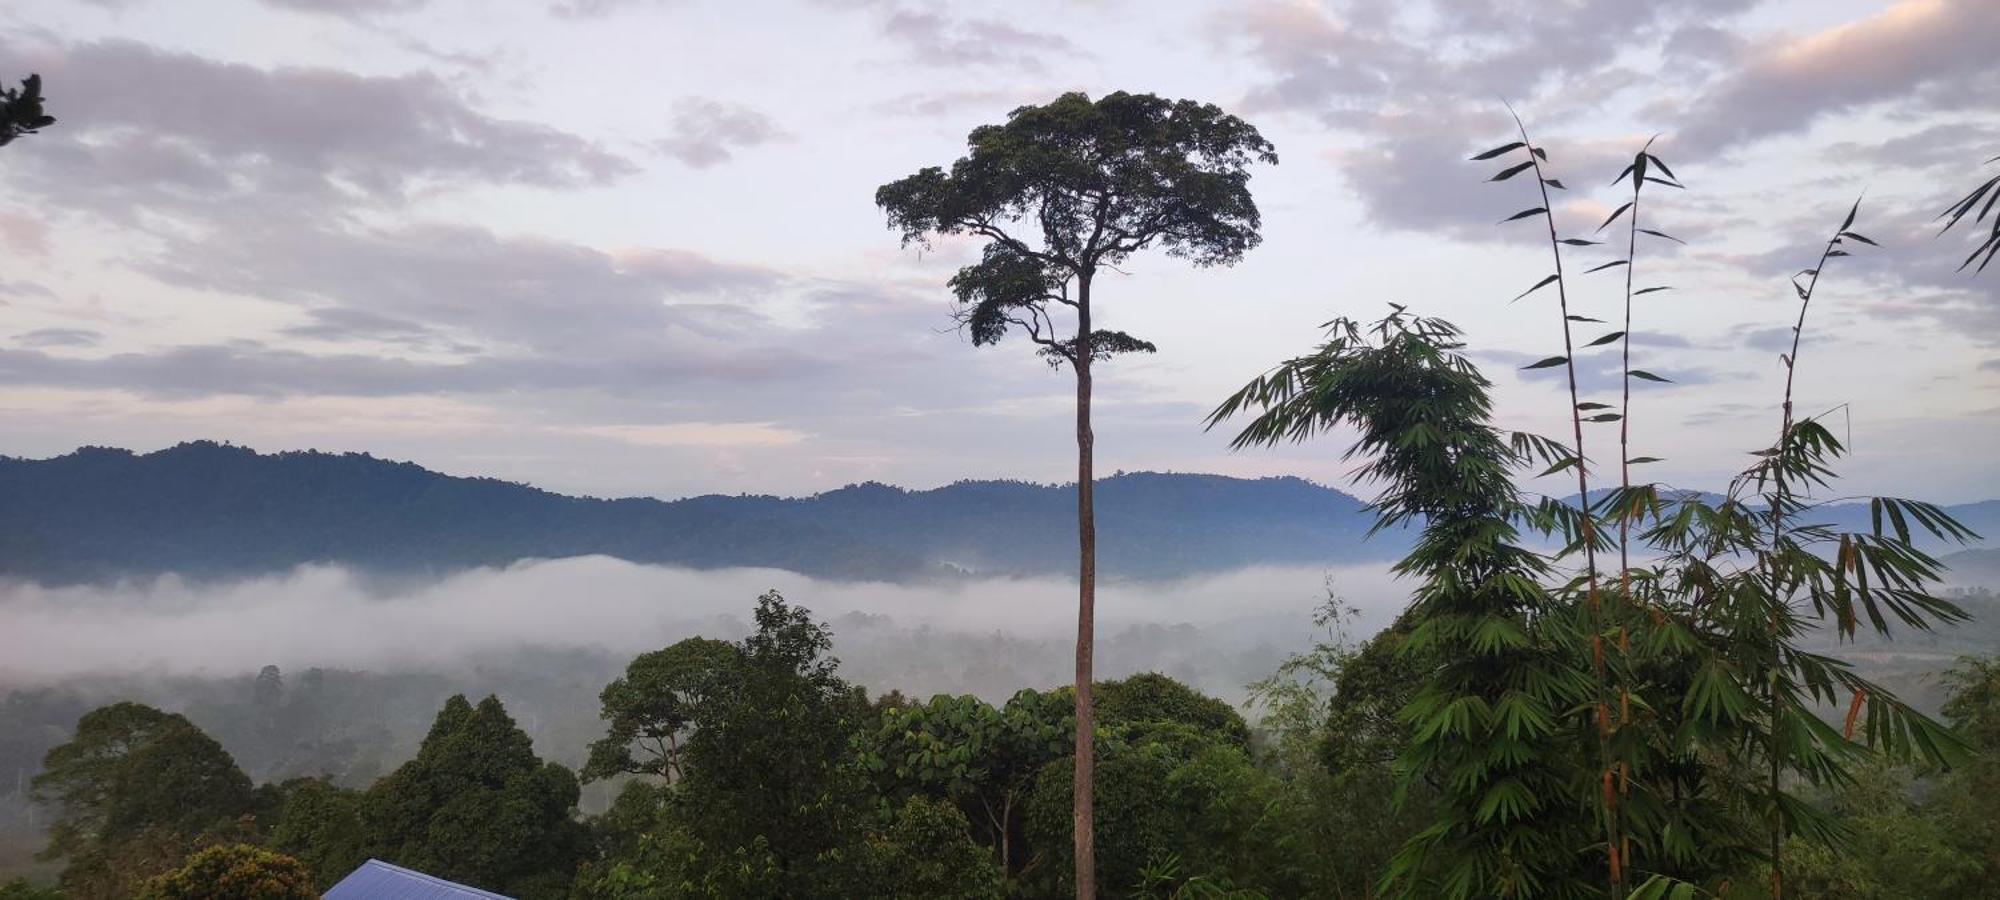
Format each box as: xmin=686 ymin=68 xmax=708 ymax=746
xmin=0 ymin=442 xmax=1392 ymax=585
xmin=1942 ymin=548 xmax=2000 ymax=589
xmin=3 ymin=442 xmax=1991 ymax=587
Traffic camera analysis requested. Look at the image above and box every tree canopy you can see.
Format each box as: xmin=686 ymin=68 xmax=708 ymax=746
xmin=137 ymin=844 xmax=315 ymax=900
xmin=877 ymin=90 xmax=1275 ymax=366
xmin=0 ymin=73 xmax=54 ymax=147
xmin=581 ymin=636 xmax=735 ymax=783
xmin=358 ymin=695 xmax=585 ymax=900
xmin=31 ymin=703 xmax=260 ymax=898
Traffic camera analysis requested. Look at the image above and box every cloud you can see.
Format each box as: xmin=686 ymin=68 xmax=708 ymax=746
xmin=0 ymin=280 xmax=55 ymax=300
xmin=869 ymin=88 xmax=1056 ymax=119
xmin=0 ymin=212 xmax=50 ymax=256
xmin=136 ymin=222 xmax=787 ymax=358
xmin=1715 ymin=194 xmax=2000 ymax=348
xmin=1225 ymin=0 xmax=1752 ymax=125
xmin=1219 ymin=0 xmax=1751 ymax=236
xmin=812 ymin=2 xmax=1077 ymax=70
xmin=1675 ymin=0 xmax=2000 ymax=156
xmin=548 ymin=0 xmax=686 ymax=17
xmin=15 ymin=328 xmax=101 ymax=348
xmin=654 ymin=98 xmax=787 ymax=168
xmin=0 ymin=336 xmax=844 ymax=400
xmin=0 ymin=37 xmax=634 ymax=224
xmin=280 ymin=308 xmax=461 ymax=351
xmin=1734 ymin=324 xmax=1796 ymax=354
xmin=0 ymin=213 xmax=1024 ymax=425
xmin=575 ymin=421 xmax=808 ymax=448
xmin=258 ymin=0 xmax=430 ymax=15
xmin=1480 ymin=347 xmax=1735 ymax=397
xmin=880 ymin=9 xmax=1077 ymax=68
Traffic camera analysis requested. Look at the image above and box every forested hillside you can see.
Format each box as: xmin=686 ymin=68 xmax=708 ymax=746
xmin=0 ymin=442 xmax=1385 ymax=584
xmin=3 ymin=443 xmax=1992 ymax=589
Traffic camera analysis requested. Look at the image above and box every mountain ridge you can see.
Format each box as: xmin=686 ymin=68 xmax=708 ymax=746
xmin=2 ymin=442 xmax=1992 ymax=588
xmin=0 ymin=442 xmax=1391 ymax=585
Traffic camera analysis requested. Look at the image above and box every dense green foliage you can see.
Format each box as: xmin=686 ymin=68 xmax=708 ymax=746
xmin=14 ymin=590 xmax=2000 ymax=898
xmin=581 ymin=637 xmax=734 ymax=783
xmin=136 ymin=844 xmax=314 ymax=900
xmin=1202 ymin=118 xmax=1984 ymax=900
xmin=1214 ymin=310 xmax=1600 ymax=897
xmin=358 ymin=695 xmax=586 ymax=899
xmin=0 ymin=73 xmax=54 ymax=148
xmin=0 ymin=880 xmax=62 ymax=900
xmin=263 ymin=780 xmax=365 ymax=892
xmin=29 ymin=704 xmax=261 ymax=898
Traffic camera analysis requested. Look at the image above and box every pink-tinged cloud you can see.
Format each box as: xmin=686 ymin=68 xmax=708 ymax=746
xmin=1678 ymin=0 xmax=2000 ymax=154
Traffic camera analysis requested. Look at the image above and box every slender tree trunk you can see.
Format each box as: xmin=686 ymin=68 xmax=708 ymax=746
xmin=1073 ymin=276 xmax=1097 ymax=900
xmin=1519 ymin=128 xmax=1622 ymax=895
xmin=1001 ymin=792 xmax=1014 ymax=879
xmin=1765 ymin=233 xmax=1834 ymax=900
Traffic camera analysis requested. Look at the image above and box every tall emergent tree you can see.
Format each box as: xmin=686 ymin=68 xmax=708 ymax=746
xmin=875 ymin=91 xmax=1276 ymax=897
xmin=1 ymin=73 xmax=55 ymax=147
xmin=31 ymin=703 xmax=260 ymax=899
xmin=358 ymin=695 xmax=586 ymax=899
xmin=582 ymin=636 xmax=736 ymax=783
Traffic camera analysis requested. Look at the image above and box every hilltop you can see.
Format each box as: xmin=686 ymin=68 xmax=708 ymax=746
xmin=0 ymin=442 xmax=1388 ymax=585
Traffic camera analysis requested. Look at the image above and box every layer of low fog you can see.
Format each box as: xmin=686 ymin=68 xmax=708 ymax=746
xmin=0 ymin=559 xmax=1409 ymax=842
xmin=0 ymin=558 xmax=1410 ymax=695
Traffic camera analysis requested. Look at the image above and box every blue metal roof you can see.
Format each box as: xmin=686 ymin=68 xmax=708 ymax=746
xmin=322 ymin=859 xmax=515 ymax=900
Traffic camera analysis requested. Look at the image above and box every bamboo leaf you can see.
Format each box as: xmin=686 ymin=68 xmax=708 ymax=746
xmin=1584 ymin=260 xmax=1629 ymax=273
xmin=1840 ymin=231 xmax=1877 ymax=246
xmin=1939 ymin=181 xmax=1993 ymax=228
xmin=1539 ymin=457 xmax=1581 ymax=477
xmin=1634 ymin=286 xmax=1673 ymax=295
xmin=1627 ymin=456 xmax=1665 ymax=464
xmin=1522 ymin=356 xmax=1569 ymax=370
xmin=1567 ymin=315 xmax=1605 ymax=323
xmin=1638 ymin=228 xmax=1686 ymax=244
xmin=1470 ymin=141 xmax=1526 ymax=161
xmin=1585 ymin=331 xmax=1625 ymax=347
xmin=1629 ymin=370 xmax=1672 ymax=383
xmin=1502 ymin=207 xmax=1548 ymax=222
xmin=1558 ymin=238 xmax=1602 ymax=246
xmin=1585 ymin=413 xmax=1623 ymax=422
xmin=1491 ymin=160 xmax=1536 ymax=181
xmin=1511 ymin=274 xmax=1560 ymax=302
xmin=1597 ymin=202 xmax=1634 ymax=231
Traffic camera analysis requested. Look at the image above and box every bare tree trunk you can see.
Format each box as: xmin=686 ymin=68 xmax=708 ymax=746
xmin=1072 ymin=279 xmax=1097 ymax=900
xmin=1000 ymin=792 xmax=1014 ymax=879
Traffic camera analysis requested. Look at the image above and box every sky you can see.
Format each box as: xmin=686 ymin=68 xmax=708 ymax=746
xmin=0 ymin=0 xmax=1995 ymax=502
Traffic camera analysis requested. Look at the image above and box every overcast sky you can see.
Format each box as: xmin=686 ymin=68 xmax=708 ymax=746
xmin=0 ymin=0 xmax=1995 ymax=502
